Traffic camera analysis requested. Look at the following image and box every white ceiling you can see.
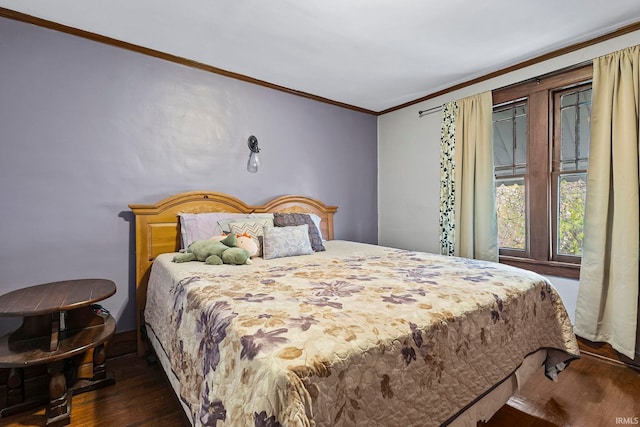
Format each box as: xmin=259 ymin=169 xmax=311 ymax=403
xmin=2 ymin=0 xmax=640 ymax=113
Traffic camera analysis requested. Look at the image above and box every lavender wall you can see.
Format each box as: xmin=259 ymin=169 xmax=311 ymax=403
xmin=0 ymin=18 xmax=378 ymax=335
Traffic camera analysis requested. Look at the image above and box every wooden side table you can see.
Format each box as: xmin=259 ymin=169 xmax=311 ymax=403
xmin=0 ymin=279 xmax=116 ymax=426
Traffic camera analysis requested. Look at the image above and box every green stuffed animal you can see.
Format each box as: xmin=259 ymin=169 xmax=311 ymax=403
xmin=173 ymin=234 xmax=250 ymax=265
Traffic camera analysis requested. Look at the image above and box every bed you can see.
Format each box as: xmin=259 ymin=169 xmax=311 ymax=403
xmin=129 ymin=191 xmax=579 ymax=427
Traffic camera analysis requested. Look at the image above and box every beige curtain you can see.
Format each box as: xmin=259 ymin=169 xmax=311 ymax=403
xmin=575 ymin=45 xmax=640 ymax=359
xmin=453 ymin=92 xmax=498 ymax=262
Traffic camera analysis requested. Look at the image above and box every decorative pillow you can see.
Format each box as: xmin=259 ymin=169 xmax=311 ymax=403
xmin=179 ymin=212 xmax=247 ymax=248
xmin=217 ymin=213 xmax=272 ymax=234
xmin=249 ymin=212 xmax=274 ymax=221
xmin=308 ymin=213 xmax=324 ymax=241
xmin=272 ymin=213 xmax=325 ymax=252
xmin=262 ymin=224 xmax=314 ymax=260
xmin=227 ymin=218 xmax=274 ymax=257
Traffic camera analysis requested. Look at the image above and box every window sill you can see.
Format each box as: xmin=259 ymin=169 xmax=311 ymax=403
xmin=499 ymin=256 xmax=580 ymax=280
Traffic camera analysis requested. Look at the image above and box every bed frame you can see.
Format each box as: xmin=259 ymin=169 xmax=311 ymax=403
xmin=128 ymin=191 xmax=338 ymax=356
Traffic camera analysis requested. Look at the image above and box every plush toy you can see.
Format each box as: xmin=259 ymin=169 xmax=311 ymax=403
xmin=209 ymin=232 xmax=259 ymax=258
xmin=173 ymin=234 xmax=250 ymax=265
xmin=208 ymin=235 xmax=228 ymax=243
xmin=235 ymin=232 xmax=259 ymax=258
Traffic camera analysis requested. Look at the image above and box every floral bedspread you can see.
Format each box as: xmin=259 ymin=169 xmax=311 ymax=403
xmin=144 ymin=240 xmax=579 ymax=427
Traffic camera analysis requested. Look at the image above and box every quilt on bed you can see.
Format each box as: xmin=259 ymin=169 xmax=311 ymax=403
xmin=144 ymin=240 xmax=579 ymax=427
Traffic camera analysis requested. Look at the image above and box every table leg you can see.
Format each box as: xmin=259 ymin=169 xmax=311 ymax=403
xmin=6 ymin=367 xmax=24 ymax=407
xmin=71 ymin=343 xmax=115 ymax=394
xmin=46 ymin=361 xmax=71 ymax=427
xmin=92 ymin=344 xmax=107 ymax=380
xmin=0 ymin=367 xmax=49 ymax=418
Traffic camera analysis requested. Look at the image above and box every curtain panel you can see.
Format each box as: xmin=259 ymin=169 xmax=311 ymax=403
xmin=439 ymin=102 xmax=457 ymax=257
xmin=575 ymin=45 xmax=640 ymax=359
xmin=439 ymin=92 xmax=498 ymax=262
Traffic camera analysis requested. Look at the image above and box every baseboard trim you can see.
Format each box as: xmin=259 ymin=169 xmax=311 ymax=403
xmin=106 ymin=329 xmax=137 ymax=359
xmin=577 ymin=336 xmax=640 ymax=370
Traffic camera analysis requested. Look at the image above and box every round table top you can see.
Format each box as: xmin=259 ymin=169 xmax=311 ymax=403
xmin=0 ymin=278 xmax=116 ymax=317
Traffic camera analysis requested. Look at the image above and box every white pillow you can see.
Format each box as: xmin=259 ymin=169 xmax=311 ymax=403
xmin=179 ymin=212 xmax=247 ymax=248
xmin=308 ymin=213 xmax=324 ymax=241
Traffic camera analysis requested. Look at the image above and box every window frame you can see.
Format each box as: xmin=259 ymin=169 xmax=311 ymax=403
xmin=551 ymin=83 xmax=591 ymax=264
xmin=493 ymin=100 xmax=528 ymax=258
xmin=492 ymin=65 xmax=593 ymax=279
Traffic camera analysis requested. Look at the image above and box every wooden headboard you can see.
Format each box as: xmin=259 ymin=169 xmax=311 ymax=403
xmin=128 ymin=191 xmax=338 ymax=356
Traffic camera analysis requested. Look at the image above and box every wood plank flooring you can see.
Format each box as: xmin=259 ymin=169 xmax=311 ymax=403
xmin=1 ymin=352 xmax=638 ymax=426
xmin=485 ymin=352 xmax=640 ymax=427
xmin=1 ymin=354 xmax=191 ymax=427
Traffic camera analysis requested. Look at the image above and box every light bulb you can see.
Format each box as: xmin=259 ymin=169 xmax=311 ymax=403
xmin=247 ymin=151 xmax=260 ymax=173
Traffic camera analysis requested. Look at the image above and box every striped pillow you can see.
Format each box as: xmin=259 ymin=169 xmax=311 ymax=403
xmin=227 ymin=218 xmax=273 ymax=257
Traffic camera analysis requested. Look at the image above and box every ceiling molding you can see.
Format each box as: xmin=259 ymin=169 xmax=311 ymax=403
xmin=1 ymin=7 xmax=639 ymax=117
xmin=0 ymin=7 xmax=378 ymax=116
xmin=379 ymin=20 xmax=640 ymax=115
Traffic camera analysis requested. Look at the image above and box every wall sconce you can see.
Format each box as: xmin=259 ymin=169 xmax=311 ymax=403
xmin=247 ymin=135 xmax=260 ymax=173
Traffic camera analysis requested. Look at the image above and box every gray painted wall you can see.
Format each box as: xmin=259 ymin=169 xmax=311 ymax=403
xmin=0 ymin=18 xmax=378 ymax=335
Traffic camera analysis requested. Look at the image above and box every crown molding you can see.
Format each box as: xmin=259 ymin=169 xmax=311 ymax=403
xmin=0 ymin=7 xmax=377 ymax=116
xmin=379 ymin=20 xmax=640 ymax=115
xmin=2 ymin=7 xmax=639 ymax=117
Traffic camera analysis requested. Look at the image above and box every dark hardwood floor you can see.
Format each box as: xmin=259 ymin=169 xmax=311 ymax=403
xmin=485 ymin=353 xmax=640 ymax=427
xmin=1 ymin=352 xmax=638 ymax=426
xmin=1 ymin=355 xmax=191 ymax=427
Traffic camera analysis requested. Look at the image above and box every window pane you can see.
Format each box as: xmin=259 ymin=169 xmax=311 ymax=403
xmin=578 ymin=89 xmax=592 ymax=104
xmin=578 ymin=99 xmax=591 ymax=162
xmin=493 ymin=102 xmax=527 ymax=174
xmin=494 ymin=119 xmax=514 ymax=168
xmin=493 ymin=108 xmax=512 ymax=122
xmin=561 ymin=92 xmax=577 ymax=107
xmin=560 ymin=88 xmax=591 ymax=172
xmin=496 ymin=178 xmax=526 ymax=250
xmin=557 ymin=173 xmax=586 ymax=256
xmin=514 ymin=114 xmax=527 ymax=164
xmin=561 ymin=105 xmax=577 ymax=165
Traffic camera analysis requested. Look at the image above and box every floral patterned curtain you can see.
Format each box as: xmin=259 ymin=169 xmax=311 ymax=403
xmin=439 ymin=102 xmax=458 ymax=256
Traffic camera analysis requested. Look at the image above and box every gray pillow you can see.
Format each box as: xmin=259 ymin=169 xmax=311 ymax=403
xmin=272 ymin=213 xmax=325 ymax=251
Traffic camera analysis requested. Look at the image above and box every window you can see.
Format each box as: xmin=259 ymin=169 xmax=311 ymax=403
xmin=494 ymin=101 xmax=527 ymax=251
xmin=492 ymin=66 xmax=592 ymax=278
xmin=553 ymin=85 xmax=591 ymax=261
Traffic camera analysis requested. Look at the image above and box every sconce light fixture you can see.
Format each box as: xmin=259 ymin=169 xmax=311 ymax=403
xmin=247 ymin=135 xmax=260 ymax=173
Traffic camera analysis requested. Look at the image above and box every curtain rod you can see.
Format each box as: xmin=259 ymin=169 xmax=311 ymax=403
xmin=417 ymin=59 xmax=593 ymax=118
xmin=417 ymin=105 xmax=443 ymax=117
